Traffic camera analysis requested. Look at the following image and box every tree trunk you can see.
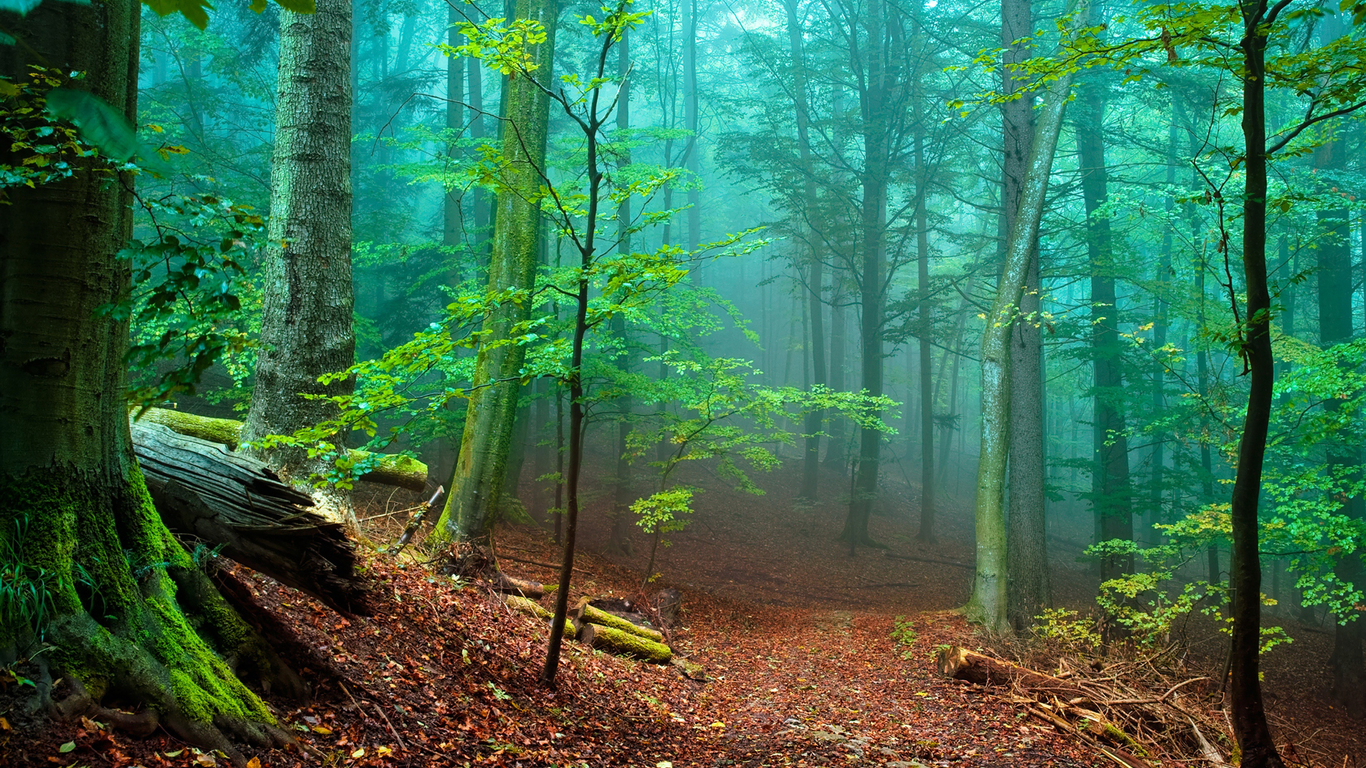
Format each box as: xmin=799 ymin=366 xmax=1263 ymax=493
xmin=1227 ymin=2 xmax=1285 ymax=763
xmin=786 ymin=0 xmax=826 ymax=502
xmin=242 ymin=0 xmax=357 ymax=531
xmin=430 ymin=0 xmax=558 ymax=548
xmin=825 ymin=298 xmax=848 ymax=468
xmin=608 ymin=31 xmax=635 ymax=557
xmin=1075 ymin=80 xmax=1133 ymax=584
xmin=682 ymin=0 xmax=700 ymax=267
xmin=0 ymin=4 xmax=294 ymax=761
xmin=843 ymin=0 xmax=890 ymax=550
xmin=1001 ymin=0 xmax=1048 ymax=629
xmin=966 ymin=0 xmax=1082 ymax=634
xmin=1315 ymin=115 xmax=1366 ymax=719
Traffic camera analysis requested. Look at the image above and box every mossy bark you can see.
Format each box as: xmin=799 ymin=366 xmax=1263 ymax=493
xmin=137 ymin=407 xmax=427 ymax=491
xmin=572 ymin=602 xmax=664 ymax=643
xmin=0 ymin=3 xmax=292 ymax=762
xmin=579 ymin=623 xmax=672 ymax=664
xmin=429 ymin=0 xmax=559 ymax=549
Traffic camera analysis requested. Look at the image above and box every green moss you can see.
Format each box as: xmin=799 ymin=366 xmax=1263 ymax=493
xmin=582 ymin=623 xmax=672 ymax=664
xmin=504 ymin=594 xmax=552 ymax=620
xmin=139 ymin=409 xmax=243 ymax=449
xmin=578 ymin=604 xmax=664 ymax=643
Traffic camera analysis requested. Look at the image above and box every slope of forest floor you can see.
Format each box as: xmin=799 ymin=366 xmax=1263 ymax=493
xmin=3 ymin=455 xmax=1362 ymax=767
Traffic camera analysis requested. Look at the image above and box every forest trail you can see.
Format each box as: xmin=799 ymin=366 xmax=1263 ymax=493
xmin=6 ymin=459 xmax=1358 ymax=767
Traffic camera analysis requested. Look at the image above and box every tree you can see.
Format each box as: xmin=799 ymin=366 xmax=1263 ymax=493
xmin=966 ymin=0 xmax=1087 ymax=634
xmin=428 ymin=0 xmax=560 ymax=550
xmin=0 ymin=1 xmax=300 ymax=762
xmin=1001 ymin=0 xmax=1049 ymax=627
xmin=240 ymin=0 xmax=358 ymax=530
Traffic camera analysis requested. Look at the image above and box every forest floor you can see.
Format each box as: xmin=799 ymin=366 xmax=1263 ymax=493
xmin=3 ymin=452 xmax=1363 ymax=768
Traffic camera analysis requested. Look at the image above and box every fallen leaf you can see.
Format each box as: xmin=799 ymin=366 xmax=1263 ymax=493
xmin=351 ymin=747 xmax=366 ymax=758
xmin=59 ymin=741 xmax=76 ymax=753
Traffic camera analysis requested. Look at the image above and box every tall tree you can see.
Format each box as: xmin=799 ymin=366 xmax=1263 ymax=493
xmin=786 ymin=0 xmax=827 ymax=502
xmin=1313 ymin=55 xmax=1365 ymax=714
xmin=1074 ymin=76 xmax=1134 ymax=585
xmin=1001 ymin=0 xmax=1049 ymax=626
xmin=0 ymin=0 xmax=294 ymax=758
xmin=429 ymin=0 xmax=559 ymax=549
xmin=967 ymin=0 xmax=1085 ymax=633
xmin=241 ymin=0 xmax=358 ymax=531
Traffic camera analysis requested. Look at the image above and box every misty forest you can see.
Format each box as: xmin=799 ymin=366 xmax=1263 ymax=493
xmin=2 ymin=0 xmax=1365 ymax=765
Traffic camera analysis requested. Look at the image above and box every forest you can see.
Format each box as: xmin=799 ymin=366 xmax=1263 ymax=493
xmin=1 ymin=0 xmax=1364 ymax=765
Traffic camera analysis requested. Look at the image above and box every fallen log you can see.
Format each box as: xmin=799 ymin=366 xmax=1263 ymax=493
xmin=491 ymin=573 xmax=545 ymax=599
xmin=571 ymin=598 xmax=664 ymax=643
xmin=579 ymin=623 xmax=672 ymax=664
xmin=137 ymin=407 xmax=428 ymax=491
xmin=936 ymin=645 xmax=1081 ymax=697
xmin=503 ymin=594 xmax=551 ymax=620
xmin=131 ymin=421 xmax=373 ymax=615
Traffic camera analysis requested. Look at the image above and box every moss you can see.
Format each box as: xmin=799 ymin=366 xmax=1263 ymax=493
xmin=6 ymin=467 xmax=275 ymax=734
xmin=504 ymin=594 xmax=552 ymax=620
xmin=139 ymin=408 xmax=244 ymax=449
xmin=578 ymin=603 xmax=664 ymax=643
xmin=582 ymin=623 xmax=672 ymax=664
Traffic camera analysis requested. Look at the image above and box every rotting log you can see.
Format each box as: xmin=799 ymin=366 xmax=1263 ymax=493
xmin=504 ymin=594 xmax=552 ymax=620
xmin=137 ymin=407 xmax=428 ymax=491
xmin=572 ymin=598 xmax=664 ymax=643
xmin=936 ymin=645 xmax=1080 ymax=697
xmin=579 ymin=623 xmax=672 ymax=664
xmin=131 ymin=421 xmax=374 ymax=615
xmin=491 ymin=572 xmax=545 ymax=599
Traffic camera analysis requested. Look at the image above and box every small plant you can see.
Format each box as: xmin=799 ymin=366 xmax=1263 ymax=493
xmin=1 ymin=517 xmax=61 ymax=641
xmin=891 ymin=616 xmax=918 ymax=659
xmin=1033 ymin=608 xmax=1102 ymax=651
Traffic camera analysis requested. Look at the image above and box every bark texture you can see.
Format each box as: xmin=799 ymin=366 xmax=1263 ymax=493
xmin=430 ymin=0 xmax=559 ymax=548
xmin=242 ymin=0 xmax=357 ymax=529
xmin=0 ymin=3 xmax=292 ymax=761
xmin=967 ymin=0 xmax=1083 ymax=633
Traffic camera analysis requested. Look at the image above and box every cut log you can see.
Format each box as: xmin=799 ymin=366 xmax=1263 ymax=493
xmin=131 ymin=421 xmax=373 ymax=615
xmin=503 ymin=594 xmax=551 ymax=620
xmin=490 ymin=573 xmax=544 ymax=599
xmin=571 ymin=598 xmax=664 ymax=643
xmin=935 ymin=645 xmax=1080 ymax=697
xmin=579 ymin=623 xmax=672 ymax=664
xmin=137 ymin=407 xmax=428 ymax=491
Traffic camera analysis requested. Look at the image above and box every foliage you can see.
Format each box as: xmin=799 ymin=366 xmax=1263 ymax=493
xmin=891 ymin=616 xmax=918 ymax=659
xmin=0 ymin=68 xmax=119 ymax=198
xmin=1032 ymin=609 xmax=1102 ymax=652
xmin=104 ymin=190 xmax=265 ymax=408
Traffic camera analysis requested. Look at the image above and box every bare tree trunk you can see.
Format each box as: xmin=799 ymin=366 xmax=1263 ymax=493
xmin=242 ymin=0 xmax=357 ymax=531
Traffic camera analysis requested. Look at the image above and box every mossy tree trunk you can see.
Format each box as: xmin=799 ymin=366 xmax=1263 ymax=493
xmin=0 ymin=3 xmax=294 ymax=763
xmin=966 ymin=0 xmax=1082 ymax=634
xmin=429 ymin=0 xmax=558 ymax=550
xmin=241 ymin=0 xmax=357 ymax=531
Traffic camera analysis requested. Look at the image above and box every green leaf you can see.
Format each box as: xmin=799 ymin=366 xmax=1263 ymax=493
xmin=59 ymin=741 xmax=76 ymax=753
xmin=44 ymin=88 xmax=140 ymax=163
xmin=0 ymin=0 xmax=46 ymax=17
